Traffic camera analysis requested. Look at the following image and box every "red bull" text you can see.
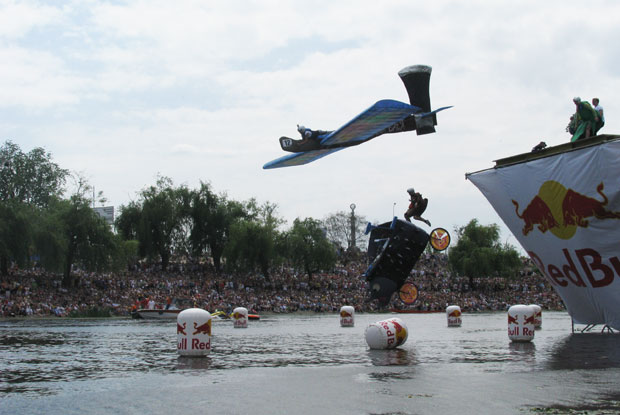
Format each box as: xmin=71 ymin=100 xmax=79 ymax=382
xmin=508 ymin=325 xmax=535 ymax=337
xmin=507 ymin=313 xmax=535 ymax=337
xmin=177 ymin=337 xmax=211 ymax=351
xmin=529 ymin=248 xmax=620 ymax=288
xmin=381 ymin=320 xmax=407 ymax=347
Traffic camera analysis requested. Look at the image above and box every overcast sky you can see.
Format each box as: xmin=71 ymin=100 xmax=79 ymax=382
xmin=1 ymin=0 xmax=618 ymax=251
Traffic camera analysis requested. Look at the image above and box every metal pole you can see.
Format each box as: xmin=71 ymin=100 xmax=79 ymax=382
xmin=350 ymin=203 xmax=356 ymax=249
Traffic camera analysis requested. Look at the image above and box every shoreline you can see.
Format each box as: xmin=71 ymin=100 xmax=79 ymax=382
xmin=0 ymin=308 xmax=570 ymax=323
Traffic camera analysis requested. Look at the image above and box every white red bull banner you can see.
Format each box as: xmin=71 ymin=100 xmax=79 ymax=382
xmin=468 ymin=139 xmax=620 ymax=330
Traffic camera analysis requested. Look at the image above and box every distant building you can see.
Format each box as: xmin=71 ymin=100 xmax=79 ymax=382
xmin=94 ymin=206 xmax=114 ymax=225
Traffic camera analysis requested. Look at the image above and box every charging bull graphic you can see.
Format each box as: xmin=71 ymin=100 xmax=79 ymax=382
xmin=448 ymin=309 xmax=461 ymax=318
xmin=512 ymin=195 xmax=559 ymax=236
xmin=446 ymin=305 xmax=462 ymax=327
xmin=512 ymin=181 xmax=620 ymax=239
xmin=562 ymin=183 xmax=620 ymax=226
xmin=392 ymin=319 xmax=408 ymax=347
xmin=193 ymin=320 xmax=212 ymax=336
xmin=467 ymin=141 xmax=620 ymax=331
xmin=340 ymin=306 xmax=355 ymax=327
xmin=507 ymin=313 xmax=518 ymax=325
xmin=523 ymin=314 xmax=537 ymax=326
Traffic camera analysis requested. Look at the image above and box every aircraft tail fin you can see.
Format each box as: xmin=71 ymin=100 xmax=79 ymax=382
xmin=398 ymin=65 xmax=435 ymax=135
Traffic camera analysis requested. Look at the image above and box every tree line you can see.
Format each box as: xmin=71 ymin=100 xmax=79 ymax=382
xmin=0 ymin=140 xmax=524 ymax=290
xmin=0 ymin=141 xmax=372 ymax=288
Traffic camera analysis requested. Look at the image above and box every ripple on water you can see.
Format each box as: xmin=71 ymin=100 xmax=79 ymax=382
xmin=2 ymin=311 xmax=608 ymax=398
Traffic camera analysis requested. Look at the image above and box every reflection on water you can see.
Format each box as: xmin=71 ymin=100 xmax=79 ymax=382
xmin=367 ymin=348 xmax=416 ymax=383
xmin=508 ymin=341 xmax=536 ymax=354
xmin=547 ymin=333 xmax=620 ymax=370
xmin=175 ymin=356 xmax=213 ymax=371
xmin=508 ymin=341 xmax=537 ymax=367
xmin=1 ymin=312 xmax=617 ymax=398
xmin=368 ymin=348 xmax=416 ymax=367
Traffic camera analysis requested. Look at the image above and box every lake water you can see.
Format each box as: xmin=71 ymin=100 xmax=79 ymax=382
xmin=2 ymin=312 xmax=620 ymax=414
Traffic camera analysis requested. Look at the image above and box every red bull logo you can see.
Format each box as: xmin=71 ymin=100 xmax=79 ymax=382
xmin=366 ymin=318 xmax=408 ymax=349
xmin=340 ymin=307 xmax=355 ymax=327
xmin=177 ymin=309 xmax=212 ymax=356
xmin=380 ymin=319 xmax=408 ymax=347
xmin=533 ymin=310 xmax=542 ymax=326
xmin=392 ymin=320 xmax=408 ymax=347
xmin=508 ymin=310 xmax=535 ymax=338
xmin=523 ymin=314 xmax=536 ymax=326
xmin=178 ymin=319 xmax=212 ymax=352
xmin=193 ymin=320 xmax=212 ymax=336
xmin=512 ymin=181 xmax=620 ymax=239
xmin=448 ymin=309 xmax=461 ymax=318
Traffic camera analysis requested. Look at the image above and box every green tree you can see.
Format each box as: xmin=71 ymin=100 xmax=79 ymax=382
xmin=0 ymin=140 xmax=68 ymax=207
xmin=115 ymin=201 xmax=143 ymax=242
xmin=52 ymin=177 xmax=118 ymax=287
xmin=112 ymin=239 xmax=140 ymax=271
xmin=188 ymin=182 xmax=219 ymax=264
xmin=286 ymin=217 xmax=336 ymax=279
xmin=223 ymin=200 xmax=283 ymax=279
xmin=448 ymin=219 xmax=521 ymax=288
xmin=31 ymin=201 xmax=66 ymax=273
xmin=0 ymin=202 xmax=31 ymax=274
xmin=115 ymin=176 xmax=192 ymax=270
xmin=30 ymin=190 xmax=117 ymax=288
xmin=198 ymin=191 xmax=246 ymax=273
xmin=0 ymin=141 xmax=68 ymax=275
xmin=224 ymin=220 xmax=276 ymax=279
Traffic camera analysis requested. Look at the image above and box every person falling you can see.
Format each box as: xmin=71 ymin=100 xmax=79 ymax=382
xmin=404 ymin=187 xmax=431 ymax=226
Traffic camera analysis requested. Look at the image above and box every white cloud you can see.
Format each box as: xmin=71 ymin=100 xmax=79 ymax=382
xmin=0 ymin=0 xmax=61 ymax=38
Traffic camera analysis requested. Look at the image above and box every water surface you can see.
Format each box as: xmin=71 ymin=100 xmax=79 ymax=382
xmin=2 ymin=312 xmax=619 ymax=414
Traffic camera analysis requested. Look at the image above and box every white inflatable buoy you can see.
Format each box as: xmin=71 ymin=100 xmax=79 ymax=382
xmin=446 ymin=305 xmax=462 ymax=327
xmin=528 ymin=304 xmax=542 ymax=329
xmin=232 ymin=307 xmax=248 ymax=328
xmin=340 ymin=306 xmax=355 ymax=327
xmin=507 ymin=304 xmax=535 ymax=342
xmin=177 ymin=308 xmax=212 ymax=356
xmin=365 ymin=318 xmax=408 ymax=349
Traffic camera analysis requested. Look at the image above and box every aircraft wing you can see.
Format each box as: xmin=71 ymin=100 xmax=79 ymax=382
xmin=319 ymin=99 xmax=419 ymax=146
xmin=263 ymin=147 xmax=346 ymax=169
xmin=419 ymin=105 xmax=453 ymax=116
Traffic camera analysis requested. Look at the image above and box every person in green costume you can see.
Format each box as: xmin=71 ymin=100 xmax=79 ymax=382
xmin=569 ymin=97 xmax=601 ymax=142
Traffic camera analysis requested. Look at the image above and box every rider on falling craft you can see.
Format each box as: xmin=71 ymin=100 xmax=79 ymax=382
xmin=404 ymin=188 xmax=431 ymax=226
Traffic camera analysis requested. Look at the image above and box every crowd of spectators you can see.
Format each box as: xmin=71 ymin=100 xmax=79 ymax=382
xmin=1 ymin=253 xmax=565 ymax=318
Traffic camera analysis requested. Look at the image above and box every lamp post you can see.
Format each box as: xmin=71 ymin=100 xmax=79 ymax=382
xmin=349 ymin=203 xmax=356 ymax=249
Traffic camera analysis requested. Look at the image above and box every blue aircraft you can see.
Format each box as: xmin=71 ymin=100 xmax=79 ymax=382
xmin=263 ymin=65 xmax=451 ymax=169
